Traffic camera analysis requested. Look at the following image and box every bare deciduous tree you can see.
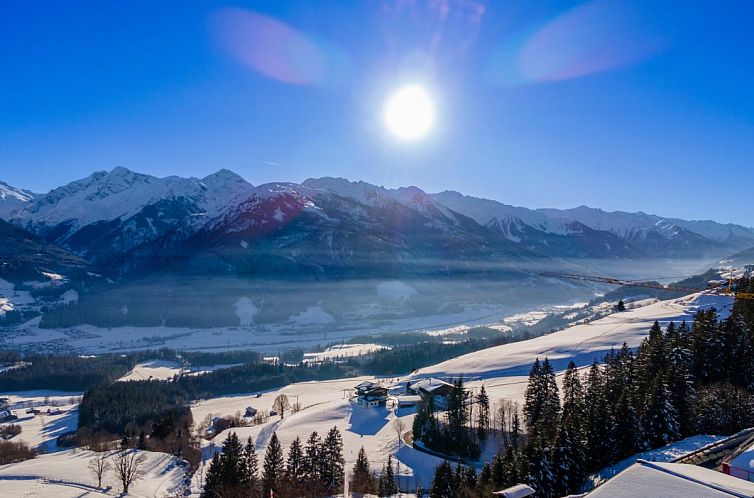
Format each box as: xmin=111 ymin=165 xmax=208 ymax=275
xmin=393 ymin=416 xmax=406 ymax=448
xmin=272 ymin=394 xmax=290 ymax=419
xmin=112 ymin=449 xmax=146 ymax=493
xmin=89 ymin=451 xmax=111 ymax=488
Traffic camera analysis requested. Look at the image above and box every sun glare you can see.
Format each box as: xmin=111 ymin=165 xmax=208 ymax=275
xmin=384 ymin=85 xmax=434 ymax=140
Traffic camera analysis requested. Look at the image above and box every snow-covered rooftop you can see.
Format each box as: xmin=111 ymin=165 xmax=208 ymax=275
xmin=587 ymin=459 xmax=754 ymax=497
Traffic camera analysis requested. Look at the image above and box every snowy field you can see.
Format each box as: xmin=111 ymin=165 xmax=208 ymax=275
xmin=303 ymin=343 xmax=388 ymax=363
xmin=0 ymin=391 xmax=81 ymax=453
xmin=116 ymin=360 xmax=241 ymax=382
xmin=416 ymin=292 xmax=733 ymax=378
xmin=0 ymin=449 xmax=188 ymax=497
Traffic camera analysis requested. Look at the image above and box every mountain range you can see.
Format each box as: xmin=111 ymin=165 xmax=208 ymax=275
xmin=1 ymin=167 xmax=752 ymax=329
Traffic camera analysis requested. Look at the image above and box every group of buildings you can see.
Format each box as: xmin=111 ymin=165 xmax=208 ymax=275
xmin=351 ymin=377 xmax=456 ymax=409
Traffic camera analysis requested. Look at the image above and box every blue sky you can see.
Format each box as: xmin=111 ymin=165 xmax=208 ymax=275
xmin=1 ymin=0 xmax=753 ymax=225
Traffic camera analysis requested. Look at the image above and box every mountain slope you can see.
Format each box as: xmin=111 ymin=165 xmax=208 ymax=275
xmin=0 ymin=218 xmax=87 ymax=280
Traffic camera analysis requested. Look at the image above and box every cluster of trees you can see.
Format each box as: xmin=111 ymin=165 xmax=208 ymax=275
xmin=77 ymin=382 xmax=201 ymax=467
xmin=0 ymin=439 xmax=36 ymax=464
xmin=413 ymin=379 xmax=484 ymax=459
xmin=350 ymin=448 xmax=400 ymax=496
xmin=203 ymin=427 xmax=345 ymax=497
xmin=0 ymin=424 xmax=21 ymax=440
xmin=76 ymin=359 xmax=353 ymax=440
xmin=427 ymin=302 xmax=754 ymax=497
xmin=0 ymin=352 xmax=153 ymax=391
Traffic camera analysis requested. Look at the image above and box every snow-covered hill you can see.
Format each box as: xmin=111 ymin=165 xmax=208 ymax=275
xmin=417 ymin=292 xmax=732 ymax=379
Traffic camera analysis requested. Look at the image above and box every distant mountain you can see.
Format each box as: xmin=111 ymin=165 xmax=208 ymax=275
xmin=3 ymin=167 xmax=255 ymax=266
xmin=2 ymin=169 xmax=753 ymax=274
xmin=2 ymin=168 xmax=752 ymax=329
xmin=0 ymin=180 xmax=35 ymax=220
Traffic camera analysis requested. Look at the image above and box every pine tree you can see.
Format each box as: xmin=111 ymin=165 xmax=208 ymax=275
xmin=524 ymin=358 xmax=544 ymax=434
xmin=511 ymin=410 xmax=522 ymax=450
xmin=285 ymin=436 xmax=304 ymax=491
xmin=203 ymin=453 xmax=223 ymax=498
xmin=242 ymin=437 xmax=259 ymax=497
xmin=377 ymin=454 xmax=399 ymax=496
xmin=691 ymin=309 xmax=720 ymax=382
xmin=261 ymin=433 xmax=284 ymax=497
xmin=561 ymin=361 xmax=585 ymax=434
xmin=492 ymin=444 xmax=520 ymax=489
xmin=612 ymin=392 xmax=642 ymax=461
xmin=666 ymin=321 xmax=696 ymax=436
xmin=583 ymin=361 xmax=611 ymax=472
xmin=203 ymin=432 xmax=245 ymax=497
xmin=351 ymin=447 xmax=376 ymax=496
xmin=321 ymin=426 xmax=345 ymax=492
xmin=430 ymin=461 xmax=456 ymax=498
xmin=551 ymin=423 xmax=586 ymax=496
xmin=616 ymin=299 xmax=626 ymax=312
xmin=524 ymin=358 xmax=560 ymax=444
xmin=644 ymin=378 xmax=680 ymax=448
xmin=303 ymin=431 xmax=322 ymax=486
xmin=476 ymin=385 xmax=490 ymax=441
xmin=525 ymin=443 xmax=556 ymax=498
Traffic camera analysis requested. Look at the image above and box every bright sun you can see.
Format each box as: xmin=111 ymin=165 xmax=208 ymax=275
xmin=384 ymin=85 xmax=434 ymax=140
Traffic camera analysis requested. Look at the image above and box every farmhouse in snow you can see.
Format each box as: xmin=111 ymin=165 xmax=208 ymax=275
xmin=352 ymin=381 xmax=389 ymax=408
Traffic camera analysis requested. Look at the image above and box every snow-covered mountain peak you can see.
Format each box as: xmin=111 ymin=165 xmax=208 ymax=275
xmin=302 ymin=177 xmax=394 ymax=208
xmin=201 ymin=169 xmax=250 ymax=188
xmin=431 ymin=190 xmax=567 ymax=237
xmin=0 ymin=180 xmax=34 ymax=203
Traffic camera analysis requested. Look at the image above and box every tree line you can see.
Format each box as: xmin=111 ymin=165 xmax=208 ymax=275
xmin=203 ymin=427 xmax=345 ymax=498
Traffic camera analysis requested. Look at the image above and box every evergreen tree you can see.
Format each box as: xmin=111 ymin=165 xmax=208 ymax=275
xmin=511 ymin=410 xmax=522 ymax=450
xmin=612 ymin=392 xmax=642 ymax=461
xmin=691 ymin=309 xmax=720 ymax=382
xmin=203 ymin=453 xmax=223 ymax=498
xmin=203 ymin=432 xmax=246 ymax=498
xmin=242 ymin=437 xmax=259 ymax=497
xmin=524 ymin=358 xmax=543 ymax=435
xmin=351 ymin=447 xmax=376 ymax=496
xmin=551 ymin=423 xmax=586 ymax=496
xmin=492 ymin=444 xmax=520 ymax=489
xmin=322 ymin=426 xmax=345 ymax=493
xmin=666 ymin=321 xmax=696 ymax=436
xmin=525 ymin=443 xmax=556 ymax=498
xmin=524 ymin=358 xmax=560 ymax=444
xmin=430 ymin=461 xmax=456 ymax=498
xmin=285 ymin=436 xmax=304 ymax=491
xmin=478 ymin=463 xmax=493 ymax=496
xmin=644 ymin=378 xmax=680 ymax=448
xmin=561 ymin=361 xmax=585 ymax=434
xmin=261 ymin=433 xmax=284 ymax=497
xmin=616 ymin=299 xmax=626 ymax=312
xmin=303 ymin=431 xmax=322 ymax=486
xmin=377 ymin=454 xmax=399 ymax=496
xmin=583 ymin=361 xmax=611 ymax=472
xmin=476 ymin=385 xmax=490 ymax=441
